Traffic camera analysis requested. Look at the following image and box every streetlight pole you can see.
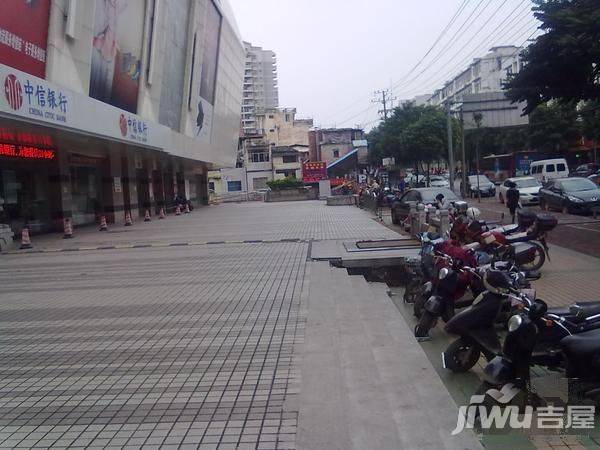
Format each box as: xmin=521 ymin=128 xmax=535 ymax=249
xmin=460 ymin=109 xmax=467 ymax=198
xmin=446 ymin=101 xmax=455 ymax=193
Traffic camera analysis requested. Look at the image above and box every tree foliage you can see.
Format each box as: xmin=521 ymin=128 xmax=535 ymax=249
xmin=505 ymin=0 xmax=600 ymax=114
xmin=367 ymin=102 xmax=459 ymax=168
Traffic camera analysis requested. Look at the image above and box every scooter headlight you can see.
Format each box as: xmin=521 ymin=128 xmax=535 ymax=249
xmin=508 ymin=315 xmax=524 ymax=332
xmin=439 ymin=268 xmax=450 ymax=280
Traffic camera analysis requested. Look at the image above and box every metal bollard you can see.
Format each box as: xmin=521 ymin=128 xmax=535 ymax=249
xmin=439 ymin=209 xmax=450 ymax=237
xmin=416 ymin=203 xmax=426 ymax=236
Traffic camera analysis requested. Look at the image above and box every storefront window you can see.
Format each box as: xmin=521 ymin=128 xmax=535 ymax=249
xmin=70 ymin=166 xmax=102 ymax=224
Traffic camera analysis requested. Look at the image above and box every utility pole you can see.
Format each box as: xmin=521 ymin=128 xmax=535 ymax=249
xmin=372 ymin=89 xmax=396 ymax=120
xmin=460 ymin=109 xmax=467 ymax=198
xmin=446 ymin=100 xmax=455 ymax=193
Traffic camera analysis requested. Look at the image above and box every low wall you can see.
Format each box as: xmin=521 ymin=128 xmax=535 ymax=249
xmin=265 ymin=188 xmax=318 ymax=202
xmin=327 ymin=195 xmax=358 ymax=206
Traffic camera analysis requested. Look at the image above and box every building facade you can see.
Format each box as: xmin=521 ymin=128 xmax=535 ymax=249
xmin=241 ymin=107 xmax=313 ymax=190
xmin=308 ymin=128 xmax=365 ymax=163
xmin=428 ymin=46 xmax=523 ymax=106
xmin=0 ymin=0 xmax=244 ymax=235
xmin=241 ymin=42 xmax=279 ymax=135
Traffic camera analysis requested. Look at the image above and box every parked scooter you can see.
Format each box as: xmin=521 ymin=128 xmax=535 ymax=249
xmin=442 ymin=268 xmax=534 ymax=372
xmin=481 ymin=295 xmax=600 ymax=404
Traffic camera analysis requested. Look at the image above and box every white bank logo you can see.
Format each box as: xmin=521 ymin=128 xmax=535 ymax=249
xmin=452 ymin=384 xmax=596 ymax=435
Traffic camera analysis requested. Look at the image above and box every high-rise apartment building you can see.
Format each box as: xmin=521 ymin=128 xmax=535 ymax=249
xmin=241 ymin=42 xmax=279 ymax=135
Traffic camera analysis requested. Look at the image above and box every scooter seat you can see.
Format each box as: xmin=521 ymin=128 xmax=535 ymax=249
xmin=496 ymin=224 xmax=520 ymax=235
xmin=548 ymin=302 xmax=600 ymax=323
xmin=505 ymin=232 xmax=530 ymax=244
xmin=561 ymin=328 xmax=600 ymax=356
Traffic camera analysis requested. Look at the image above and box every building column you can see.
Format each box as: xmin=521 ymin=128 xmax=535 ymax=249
xmin=102 ymin=150 xmax=126 ymax=224
xmin=122 ymin=150 xmax=139 ymax=221
xmin=48 ymin=150 xmax=72 ymax=231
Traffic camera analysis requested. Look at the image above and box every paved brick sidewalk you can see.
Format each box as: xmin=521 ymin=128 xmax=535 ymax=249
xmin=0 ymin=202 xmax=401 ymax=449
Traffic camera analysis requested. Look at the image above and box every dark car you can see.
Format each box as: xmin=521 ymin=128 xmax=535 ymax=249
xmin=391 ymin=187 xmax=462 ymax=224
xmin=539 ymin=177 xmax=600 ymax=214
xmin=570 ymin=163 xmax=600 ymax=178
xmin=463 ymin=175 xmax=496 ymax=198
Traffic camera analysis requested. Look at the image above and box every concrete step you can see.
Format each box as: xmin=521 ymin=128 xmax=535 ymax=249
xmin=296 ymin=261 xmax=482 ymax=450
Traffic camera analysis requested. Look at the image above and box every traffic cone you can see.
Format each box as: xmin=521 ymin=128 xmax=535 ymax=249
xmin=144 ymin=209 xmax=151 ymax=222
xmin=63 ymin=218 xmax=74 ymax=239
xmin=175 ymin=205 xmax=181 ymax=216
xmin=184 ymin=203 xmax=190 ymax=214
xmin=159 ymin=208 xmax=166 ymax=219
xmin=99 ymin=215 xmax=108 ymax=231
xmin=20 ymin=227 xmax=32 ymax=249
xmin=125 ymin=211 xmax=133 ymax=226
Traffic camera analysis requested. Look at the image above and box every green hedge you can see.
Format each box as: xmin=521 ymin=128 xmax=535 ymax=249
xmin=267 ymin=177 xmax=304 ymax=190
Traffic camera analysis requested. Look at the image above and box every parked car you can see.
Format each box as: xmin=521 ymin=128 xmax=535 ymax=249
xmin=539 ymin=177 xmax=600 ymax=214
xmin=391 ymin=187 xmax=462 ymax=224
xmin=530 ymin=158 xmax=569 ymax=182
xmin=497 ymin=176 xmax=542 ymax=206
xmin=463 ymin=175 xmax=496 ymax=197
xmin=429 ymin=175 xmax=450 ymax=188
xmin=570 ymin=163 xmax=600 ymax=178
xmin=589 ymin=172 xmax=600 ymax=187
xmin=405 ymin=174 xmax=426 ymax=188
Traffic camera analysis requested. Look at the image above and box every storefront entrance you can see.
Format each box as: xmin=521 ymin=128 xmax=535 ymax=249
xmin=69 ymin=154 xmax=105 ymax=226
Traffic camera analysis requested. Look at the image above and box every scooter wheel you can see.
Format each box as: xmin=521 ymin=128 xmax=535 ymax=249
xmin=443 ymin=339 xmax=481 ymax=373
xmin=414 ymin=311 xmax=437 ymax=339
xmin=413 ymin=293 xmax=427 ymax=318
xmin=518 ymin=242 xmax=546 ymax=272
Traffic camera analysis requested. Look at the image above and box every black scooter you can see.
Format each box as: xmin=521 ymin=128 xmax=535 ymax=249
xmin=442 ymin=267 xmax=531 ymax=372
xmin=482 ymin=297 xmax=600 ymax=404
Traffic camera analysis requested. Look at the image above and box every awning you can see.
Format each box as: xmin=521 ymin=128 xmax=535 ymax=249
xmin=327 ymin=148 xmax=359 ymax=170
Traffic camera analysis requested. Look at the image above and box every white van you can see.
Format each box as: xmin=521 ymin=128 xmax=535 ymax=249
xmin=530 ymin=158 xmax=569 ymax=182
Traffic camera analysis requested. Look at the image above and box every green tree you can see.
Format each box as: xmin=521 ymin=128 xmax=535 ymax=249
xmin=505 ymin=0 xmax=600 ymax=114
xmin=367 ymin=102 xmax=459 ymax=170
xmin=528 ymin=101 xmax=581 ymax=153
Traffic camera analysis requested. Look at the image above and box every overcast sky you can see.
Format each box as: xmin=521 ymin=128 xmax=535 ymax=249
xmin=228 ymin=0 xmax=540 ymax=130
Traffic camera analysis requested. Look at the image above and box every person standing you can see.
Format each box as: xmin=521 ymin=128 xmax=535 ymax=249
xmin=506 ymin=181 xmax=520 ymax=224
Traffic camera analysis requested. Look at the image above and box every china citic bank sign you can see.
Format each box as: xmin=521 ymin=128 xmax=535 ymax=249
xmin=0 ymin=143 xmax=55 ymax=160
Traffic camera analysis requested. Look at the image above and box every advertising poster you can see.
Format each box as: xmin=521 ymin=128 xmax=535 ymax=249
xmin=196 ymin=0 xmax=221 ymax=144
xmin=0 ymin=0 xmax=51 ymax=78
xmin=89 ymin=0 xmax=144 ymax=113
xmin=159 ymin=0 xmax=191 ymax=130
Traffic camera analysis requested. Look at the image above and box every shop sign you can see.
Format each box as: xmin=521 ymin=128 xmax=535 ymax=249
xmin=114 ymin=177 xmax=122 ymax=193
xmin=3 ymin=72 xmax=69 ymax=124
xmin=1 ymin=63 xmax=169 ymax=150
xmin=0 ymin=142 xmax=55 ymax=160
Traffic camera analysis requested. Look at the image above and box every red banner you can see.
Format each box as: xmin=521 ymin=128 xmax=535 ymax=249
xmin=302 ymin=161 xmax=327 ymax=183
xmin=0 ymin=0 xmax=51 ymax=78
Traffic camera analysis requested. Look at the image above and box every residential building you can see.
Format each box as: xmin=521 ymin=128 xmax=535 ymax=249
xmin=427 ymin=46 xmax=523 ymax=106
xmin=308 ymin=128 xmax=366 ymax=163
xmin=241 ymin=42 xmax=279 ymax=135
xmin=242 ymin=107 xmax=313 ymax=189
xmin=0 ymin=0 xmax=244 ymax=235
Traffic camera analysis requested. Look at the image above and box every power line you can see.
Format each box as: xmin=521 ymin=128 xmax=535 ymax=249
xmin=318 ymin=0 xmax=472 ymax=124
xmin=398 ymin=3 xmax=537 ymax=99
xmin=391 ymin=0 xmax=497 ymax=93
xmin=372 ymin=89 xmax=396 ymax=120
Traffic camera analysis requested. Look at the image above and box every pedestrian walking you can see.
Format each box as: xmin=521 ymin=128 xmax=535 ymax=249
xmin=506 ymin=181 xmax=520 ymax=224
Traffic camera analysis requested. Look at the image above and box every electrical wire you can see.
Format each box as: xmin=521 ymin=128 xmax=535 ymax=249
xmin=319 ymin=0 xmax=472 ymax=124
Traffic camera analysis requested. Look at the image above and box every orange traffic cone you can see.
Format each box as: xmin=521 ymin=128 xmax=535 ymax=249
xmin=144 ymin=209 xmax=151 ymax=222
xmin=63 ymin=218 xmax=74 ymax=239
xmin=20 ymin=227 xmax=32 ymax=249
xmin=125 ymin=211 xmax=133 ymax=226
xmin=159 ymin=208 xmax=166 ymax=219
xmin=184 ymin=203 xmax=190 ymax=214
xmin=175 ymin=205 xmax=181 ymax=216
xmin=99 ymin=215 xmax=108 ymax=231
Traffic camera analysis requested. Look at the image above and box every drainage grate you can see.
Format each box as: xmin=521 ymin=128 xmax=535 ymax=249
xmin=355 ymin=239 xmax=420 ymax=249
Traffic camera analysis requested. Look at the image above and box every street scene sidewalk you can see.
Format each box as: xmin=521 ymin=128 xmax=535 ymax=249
xmin=0 ymin=201 xmax=480 ymax=449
